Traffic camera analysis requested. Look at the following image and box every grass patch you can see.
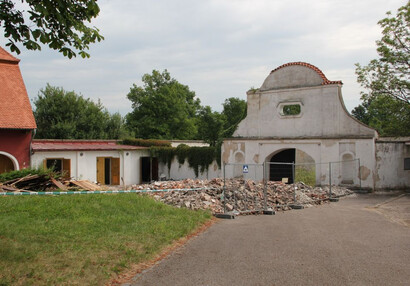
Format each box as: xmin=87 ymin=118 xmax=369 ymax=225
xmin=295 ymin=166 xmax=316 ymax=187
xmin=0 ymin=194 xmax=211 ymax=285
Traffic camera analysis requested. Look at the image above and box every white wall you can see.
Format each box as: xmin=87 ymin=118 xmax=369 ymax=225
xmin=158 ymin=157 xmax=221 ymax=181
xmin=375 ymin=140 xmax=410 ymax=190
xmin=31 ymin=149 xmax=149 ymax=185
xmin=222 ymin=138 xmax=376 ymax=188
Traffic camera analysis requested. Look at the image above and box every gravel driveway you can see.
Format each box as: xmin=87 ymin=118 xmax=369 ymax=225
xmin=126 ymin=193 xmax=410 ymax=286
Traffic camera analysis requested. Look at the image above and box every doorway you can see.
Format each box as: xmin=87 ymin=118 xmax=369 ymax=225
xmin=141 ymin=157 xmax=158 ymax=183
xmin=269 ymin=149 xmax=295 ymax=183
xmin=0 ymin=154 xmax=15 ymax=174
xmin=96 ymin=157 xmax=120 ymax=185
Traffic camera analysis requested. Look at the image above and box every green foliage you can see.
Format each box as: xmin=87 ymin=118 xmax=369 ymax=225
xmin=0 ymin=167 xmax=59 ymax=182
xmin=282 ymin=104 xmax=301 ymax=116
xmin=221 ymin=97 xmax=247 ymax=138
xmin=352 ymin=95 xmax=410 ymax=136
xmin=353 ymin=3 xmax=410 ymax=136
xmin=126 ymin=70 xmax=201 ymax=140
xmin=120 ymin=138 xmax=171 ymax=147
xmin=150 ymin=146 xmax=175 ymax=170
xmin=0 ymin=194 xmax=211 ymax=285
xmin=0 ymin=0 xmax=103 ymax=58
xmin=197 ymin=106 xmax=225 ymax=146
xmin=295 ymin=166 xmax=316 ymax=187
xmin=150 ymin=145 xmax=220 ymax=177
xmin=34 ymin=84 xmax=129 ymax=139
xmin=355 ymin=2 xmax=409 ymax=104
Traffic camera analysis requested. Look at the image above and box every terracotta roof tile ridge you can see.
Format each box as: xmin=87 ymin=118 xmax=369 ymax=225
xmin=0 ymin=46 xmax=20 ymax=64
xmin=33 ymin=139 xmax=118 ymax=143
xmin=271 ymin=62 xmax=342 ymax=85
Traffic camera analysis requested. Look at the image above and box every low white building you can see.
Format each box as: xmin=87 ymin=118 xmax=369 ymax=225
xmin=31 ymin=140 xmax=149 ymax=186
xmin=222 ymin=62 xmax=409 ymax=190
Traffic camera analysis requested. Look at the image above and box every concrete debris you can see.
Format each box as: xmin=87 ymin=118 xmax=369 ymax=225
xmin=131 ymin=179 xmax=354 ymax=214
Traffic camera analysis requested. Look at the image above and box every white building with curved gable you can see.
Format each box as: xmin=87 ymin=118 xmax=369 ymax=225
xmin=222 ymin=62 xmax=409 ymax=190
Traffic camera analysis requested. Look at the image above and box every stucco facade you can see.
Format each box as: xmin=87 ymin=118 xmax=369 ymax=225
xmin=31 ymin=150 xmax=149 ymax=186
xmin=375 ymin=138 xmax=410 ymax=189
xmin=30 ymin=140 xmax=150 ymax=186
xmin=223 ymin=62 xmax=380 ymax=189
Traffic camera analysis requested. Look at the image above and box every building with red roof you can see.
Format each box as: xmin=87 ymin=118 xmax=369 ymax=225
xmin=30 ymin=139 xmax=151 ymax=185
xmin=0 ymin=47 xmax=37 ymax=174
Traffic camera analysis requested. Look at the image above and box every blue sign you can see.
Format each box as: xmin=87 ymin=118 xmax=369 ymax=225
xmin=243 ymin=165 xmax=249 ymax=173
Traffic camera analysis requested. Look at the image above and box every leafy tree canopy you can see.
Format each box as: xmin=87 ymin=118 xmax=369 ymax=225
xmin=355 ymin=2 xmax=409 ymax=104
xmin=34 ymin=84 xmax=128 ymax=139
xmin=352 ymin=95 xmax=410 ymax=136
xmin=126 ymin=70 xmax=201 ymax=140
xmin=353 ymin=2 xmax=410 ymax=136
xmin=221 ymin=97 xmax=247 ymax=138
xmin=197 ymin=106 xmax=225 ymax=146
xmin=0 ymin=0 xmax=103 ymax=58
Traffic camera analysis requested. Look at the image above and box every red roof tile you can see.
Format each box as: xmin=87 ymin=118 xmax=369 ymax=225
xmin=271 ymin=62 xmax=343 ymax=85
xmin=0 ymin=46 xmax=37 ymax=129
xmin=32 ymin=140 xmax=148 ymax=152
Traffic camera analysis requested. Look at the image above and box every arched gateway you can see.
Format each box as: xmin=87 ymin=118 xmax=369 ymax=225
xmin=0 ymin=153 xmax=17 ymax=174
xmin=268 ymin=148 xmax=316 ymax=185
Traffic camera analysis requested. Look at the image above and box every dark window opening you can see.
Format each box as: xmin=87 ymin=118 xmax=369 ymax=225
xmin=141 ymin=157 xmax=158 ymax=183
xmin=405 ymin=158 xmax=410 ymax=170
xmin=269 ymin=149 xmax=295 ymax=183
xmin=46 ymin=159 xmax=62 ymax=173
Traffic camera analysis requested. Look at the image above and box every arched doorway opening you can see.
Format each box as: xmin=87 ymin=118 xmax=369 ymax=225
xmin=269 ymin=149 xmax=295 ymax=183
xmin=268 ymin=148 xmax=316 ymax=186
xmin=0 ymin=153 xmax=15 ymax=174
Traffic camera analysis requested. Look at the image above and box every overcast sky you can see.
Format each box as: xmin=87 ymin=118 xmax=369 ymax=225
xmin=0 ymin=0 xmax=406 ymax=115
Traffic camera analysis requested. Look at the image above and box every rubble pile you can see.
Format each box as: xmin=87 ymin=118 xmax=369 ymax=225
xmin=0 ymin=175 xmax=103 ymax=192
xmin=132 ymin=178 xmax=354 ymax=213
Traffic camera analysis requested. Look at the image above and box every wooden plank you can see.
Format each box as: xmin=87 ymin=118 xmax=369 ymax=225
xmin=51 ymin=177 xmax=68 ymax=190
xmin=70 ymin=180 xmax=102 ymax=191
xmin=11 ymin=175 xmax=40 ymax=186
xmin=0 ymin=185 xmax=24 ymax=192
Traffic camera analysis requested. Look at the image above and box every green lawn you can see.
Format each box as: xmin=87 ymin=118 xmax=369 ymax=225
xmin=0 ymin=194 xmax=212 ymax=285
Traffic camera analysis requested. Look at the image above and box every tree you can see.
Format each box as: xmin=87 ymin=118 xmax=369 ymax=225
xmin=126 ymin=70 xmax=201 ymax=140
xmin=221 ymin=97 xmax=247 ymax=138
xmin=34 ymin=84 xmax=127 ymax=139
xmin=0 ymin=0 xmax=103 ymax=58
xmin=197 ymin=106 xmax=225 ymax=146
xmin=355 ymin=2 xmax=409 ymax=104
xmin=352 ymin=95 xmax=410 ymax=136
xmin=352 ymin=2 xmax=410 ymax=136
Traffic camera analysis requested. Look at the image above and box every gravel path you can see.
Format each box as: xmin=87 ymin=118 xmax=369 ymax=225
xmin=126 ymin=193 xmax=410 ymax=286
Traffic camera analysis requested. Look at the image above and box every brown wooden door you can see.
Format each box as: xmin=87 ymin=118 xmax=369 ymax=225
xmin=111 ymin=158 xmax=120 ymax=185
xmin=96 ymin=157 xmax=105 ymax=184
xmin=0 ymin=154 xmax=14 ymax=174
xmin=63 ymin=159 xmax=71 ymax=179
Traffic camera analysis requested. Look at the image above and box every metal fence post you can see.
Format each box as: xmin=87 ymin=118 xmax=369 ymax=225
xmin=358 ymin=158 xmax=362 ymax=191
xmin=263 ymin=161 xmax=267 ymax=211
xmin=223 ymin=163 xmax=226 ymax=213
xmin=293 ymin=161 xmax=296 ymax=203
xmin=329 ymin=162 xmax=332 ymax=198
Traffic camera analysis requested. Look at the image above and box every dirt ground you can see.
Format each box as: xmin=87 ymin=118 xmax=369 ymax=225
xmin=125 ymin=192 xmax=410 ymax=286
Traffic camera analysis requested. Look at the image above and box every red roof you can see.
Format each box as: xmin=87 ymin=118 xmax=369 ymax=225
xmin=32 ymin=140 xmax=148 ymax=152
xmin=271 ymin=62 xmax=343 ymax=85
xmin=0 ymin=46 xmax=37 ymax=129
